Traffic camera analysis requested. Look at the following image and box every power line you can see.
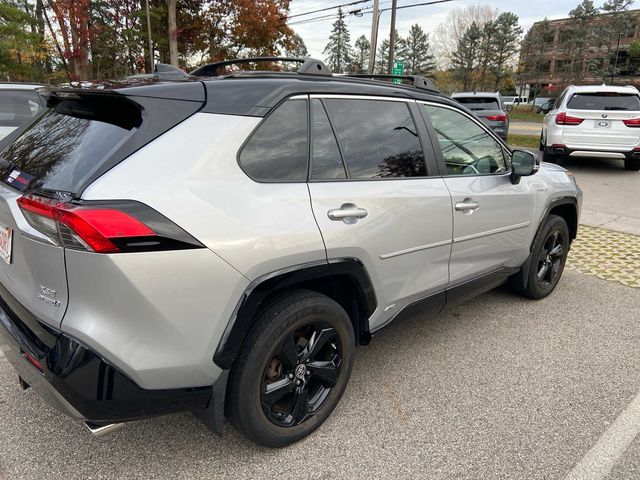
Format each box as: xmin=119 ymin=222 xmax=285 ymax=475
xmin=286 ymin=0 xmax=370 ymax=20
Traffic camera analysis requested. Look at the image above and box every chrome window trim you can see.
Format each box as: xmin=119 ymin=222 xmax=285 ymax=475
xmin=309 ymin=94 xmax=412 ymax=103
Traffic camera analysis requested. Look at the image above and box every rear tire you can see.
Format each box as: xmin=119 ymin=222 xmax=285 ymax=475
xmin=514 ymin=214 xmax=570 ymax=300
xmin=624 ymin=157 xmax=640 ymax=171
xmin=542 ymin=149 xmax=558 ymax=164
xmin=226 ymin=290 xmax=355 ymax=447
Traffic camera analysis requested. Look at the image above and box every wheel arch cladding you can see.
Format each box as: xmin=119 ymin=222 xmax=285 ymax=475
xmin=548 ymin=201 xmax=578 ymax=241
xmin=213 ymin=259 xmax=377 ymax=370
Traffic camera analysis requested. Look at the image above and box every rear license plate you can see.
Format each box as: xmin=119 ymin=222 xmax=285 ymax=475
xmin=0 ymin=225 xmax=13 ymax=264
xmin=595 ymin=120 xmax=610 ymax=128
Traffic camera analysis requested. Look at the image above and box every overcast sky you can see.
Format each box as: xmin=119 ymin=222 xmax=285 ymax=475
xmin=289 ymin=0 xmax=629 ymax=58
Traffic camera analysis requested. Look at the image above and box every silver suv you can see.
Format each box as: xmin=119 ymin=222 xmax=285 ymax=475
xmin=0 ymin=59 xmax=581 ymax=447
xmin=451 ymin=91 xmax=509 ymax=140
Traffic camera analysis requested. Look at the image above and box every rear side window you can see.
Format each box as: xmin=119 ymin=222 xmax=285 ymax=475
xmin=0 ymin=90 xmax=43 ymax=127
xmin=453 ymin=97 xmax=500 ymax=111
xmin=323 ymin=99 xmax=426 ymax=179
xmin=239 ymin=99 xmax=308 ymax=182
xmin=567 ymin=92 xmax=640 ymax=111
xmin=0 ymin=95 xmax=140 ymax=193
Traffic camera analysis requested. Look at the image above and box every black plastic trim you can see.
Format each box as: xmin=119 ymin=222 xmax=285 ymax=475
xmin=0 ymin=284 xmax=211 ymax=422
xmin=213 ymin=258 xmax=377 ymax=370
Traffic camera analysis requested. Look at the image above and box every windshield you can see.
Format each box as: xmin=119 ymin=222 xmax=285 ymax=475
xmin=454 ymin=97 xmax=500 ymax=111
xmin=567 ymin=92 xmax=640 ymax=111
xmin=0 ymin=90 xmax=43 ymax=128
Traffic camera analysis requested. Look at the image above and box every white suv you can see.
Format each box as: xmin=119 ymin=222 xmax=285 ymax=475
xmin=541 ymin=84 xmax=640 ymax=171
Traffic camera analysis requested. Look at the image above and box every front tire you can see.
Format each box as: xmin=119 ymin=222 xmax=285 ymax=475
xmin=516 ymin=214 xmax=570 ymax=299
xmin=624 ymin=157 xmax=640 ymax=171
xmin=226 ymin=290 xmax=355 ymax=447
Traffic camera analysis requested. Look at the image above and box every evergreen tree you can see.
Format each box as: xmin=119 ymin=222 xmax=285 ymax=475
xmin=323 ymin=8 xmax=353 ymax=73
xmin=354 ymin=35 xmax=370 ymax=73
xmin=477 ymin=20 xmax=498 ymax=89
xmin=399 ymin=24 xmax=436 ymax=75
xmin=490 ymin=12 xmax=522 ymax=90
xmin=376 ymin=30 xmax=401 ymax=73
xmin=451 ymin=22 xmax=482 ymax=90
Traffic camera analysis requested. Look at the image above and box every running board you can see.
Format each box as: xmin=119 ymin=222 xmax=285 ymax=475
xmin=84 ymin=421 xmax=126 ymax=437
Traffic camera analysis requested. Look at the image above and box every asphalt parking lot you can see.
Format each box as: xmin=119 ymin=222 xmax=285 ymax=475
xmin=1 ymin=157 xmax=639 ymax=480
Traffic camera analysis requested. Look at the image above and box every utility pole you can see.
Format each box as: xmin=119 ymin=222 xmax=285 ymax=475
xmin=387 ymin=0 xmax=398 ymax=74
xmin=367 ymin=0 xmax=379 ymax=74
xmin=145 ymin=0 xmax=154 ymax=72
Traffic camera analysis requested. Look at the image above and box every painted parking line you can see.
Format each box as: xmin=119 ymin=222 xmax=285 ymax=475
xmin=564 ymin=390 xmax=640 ymax=480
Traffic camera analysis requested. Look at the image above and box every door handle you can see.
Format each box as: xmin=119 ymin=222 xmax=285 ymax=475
xmin=327 ymin=203 xmax=368 ymax=224
xmin=455 ymin=198 xmax=480 ymax=214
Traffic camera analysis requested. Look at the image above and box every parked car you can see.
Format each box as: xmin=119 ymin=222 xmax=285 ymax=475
xmin=0 ymin=59 xmax=581 ymax=448
xmin=451 ymin=91 xmax=509 ymax=140
xmin=541 ymin=84 xmax=640 ymax=170
xmin=503 ymin=95 xmax=528 ymax=108
xmin=0 ymin=83 xmax=45 ymax=141
xmin=535 ymin=98 xmax=555 ymax=114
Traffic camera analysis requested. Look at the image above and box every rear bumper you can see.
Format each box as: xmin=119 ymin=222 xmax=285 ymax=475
xmin=0 ymin=282 xmax=214 ymax=423
xmin=545 ymin=145 xmax=640 ymax=160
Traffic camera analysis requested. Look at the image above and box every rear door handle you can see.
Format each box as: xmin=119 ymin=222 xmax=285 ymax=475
xmin=328 ymin=203 xmax=368 ymax=224
xmin=455 ymin=198 xmax=480 ymax=214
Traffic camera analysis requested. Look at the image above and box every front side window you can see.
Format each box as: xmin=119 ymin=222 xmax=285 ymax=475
xmin=0 ymin=90 xmax=42 ymax=128
xmin=239 ymin=99 xmax=308 ymax=182
xmin=421 ymin=104 xmax=507 ymax=176
xmin=323 ymin=99 xmax=426 ymax=179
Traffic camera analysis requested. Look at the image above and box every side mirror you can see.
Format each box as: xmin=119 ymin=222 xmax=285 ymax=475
xmin=511 ymin=149 xmax=539 ymax=184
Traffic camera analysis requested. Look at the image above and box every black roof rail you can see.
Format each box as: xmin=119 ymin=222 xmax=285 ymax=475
xmin=345 ymin=74 xmax=439 ymax=93
xmin=189 ymin=57 xmax=332 ymax=77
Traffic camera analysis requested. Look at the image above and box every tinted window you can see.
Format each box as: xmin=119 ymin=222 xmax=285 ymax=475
xmin=0 ymin=91 xmax=43 ymax=127
xmin=567 ymin=92 xmax=640 ymax=111
xmin=453 ymin=97 xmax=500 ymax=111
xmin=0 ymin=96 xmax=140 ymax=193
xmin=310 ymin=99 xmax=346 ymax=180
xmin=422 ymin=104 xmax=507 ymax=176
xmin=239 ymin=99 xmax=308 ymax=182
xmin=324 ymin=99 xmax=426 ymax=179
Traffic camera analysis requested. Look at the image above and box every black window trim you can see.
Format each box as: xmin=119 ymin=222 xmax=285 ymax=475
xmin=308 ymin=94 xmax=438 ymax=183
xmin=236 ymin=94 xmax=311 ymax=184
xmin=417 ymin=100 xmax=513 ymax=179
xmin=309 ymin=98 xmax=349 ymax=181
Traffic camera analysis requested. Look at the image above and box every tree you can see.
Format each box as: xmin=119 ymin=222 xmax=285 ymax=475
xmin=47 ymin=0 xmax=92 ymax=80
xmin=399 ymin=24 xmax=435 ymax=75
xmin=519 ymin=19 xmax=553 ymax=103
xmin=558 ymin=1 xmax=598 ymax=83
xmin=433 ymin=4 xmax=497 ymax=68
xmin=353 ymin=35 xmax=369 ymax=73
xmin=477 ymin=20 xmax=497 ymax=90
xmin=323 ymin=7 xmax=353 ymax=73
xmin=376 ymin=29 xmax=400 ymax=73
xmin=490 ymin=12 xmax=522 ymax=90
xmin=167 ymin=0 xmax=177 ymax=66
xmin=286 ymin=33 xmax=308 ymax=58
xmin=451 ymin=22 xmax=482 ymax=90
xmin=598 ymin=0 xmax=636 ymax=82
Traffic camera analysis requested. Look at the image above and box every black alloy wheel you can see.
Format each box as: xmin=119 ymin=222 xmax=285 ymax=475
xmin=226 ymin=290 xmax=355 ymax=447
xmin=261 ymin=322 xmax=342 ymax=427
xmin=536 ymin=229 xmax=565 ymax=289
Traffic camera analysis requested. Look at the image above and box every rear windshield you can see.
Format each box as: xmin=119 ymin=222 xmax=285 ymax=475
xmin=454 ymin=97 xmax=500 ymax=111
xmin=0 ymin=94 xmax=141 ymax=194
xmin=567 ymin=92 xmax=640 ymax=111
xmin=0 ymin=90 xmax=43 ymax=127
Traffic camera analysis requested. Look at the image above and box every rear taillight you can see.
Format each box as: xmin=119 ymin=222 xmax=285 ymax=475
xmin=623 ymin=118 xmax=640 ymax=127
xmin=17 ymin=194 xmax=202 ymax=253
xmin=484 ymin=114 xmax=507 ymax=122
xmin=556 ymin=112 xmax=584 ymax=126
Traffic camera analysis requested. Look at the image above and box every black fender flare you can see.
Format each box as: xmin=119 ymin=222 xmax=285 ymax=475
xmin=213 ymin=258 xmax=377 ymax=370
